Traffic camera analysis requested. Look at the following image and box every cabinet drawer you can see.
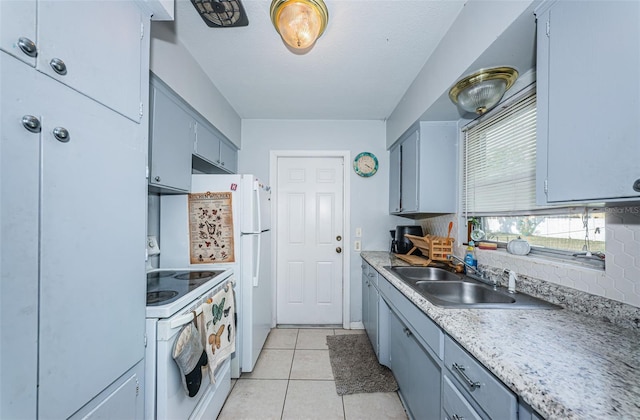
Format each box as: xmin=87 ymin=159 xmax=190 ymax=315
xmin=444 ymin=336 xmax=517 ymax=420
xmin=443 ymin=374 xmax=482 ymax=420
xmin=379 ymin=276 xmax=443 ymax=359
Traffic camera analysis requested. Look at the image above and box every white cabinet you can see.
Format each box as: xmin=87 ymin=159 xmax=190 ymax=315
xmin=1 ymin=5 xmax=148 ymax=417
xmin=149 ymin=77 xmax=194 ymax=193
xmin=389 ymin=121 xmax=457 ymax=217
xmin=0 ymin=0 xmax=145 ymax=122
xmin=535 ymin=0 xmax=640 ymax=204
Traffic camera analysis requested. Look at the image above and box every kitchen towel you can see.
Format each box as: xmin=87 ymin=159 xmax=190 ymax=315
xmin=200 ymin=282 xmax=235 ymax=382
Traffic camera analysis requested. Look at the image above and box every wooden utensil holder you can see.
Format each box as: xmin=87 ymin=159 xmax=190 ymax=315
xmin=395 ymin=234 xmax=455 ymax=266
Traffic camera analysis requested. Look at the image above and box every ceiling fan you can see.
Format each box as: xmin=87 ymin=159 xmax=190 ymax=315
xmin=190 ymin=0 xmax=249 ymax=27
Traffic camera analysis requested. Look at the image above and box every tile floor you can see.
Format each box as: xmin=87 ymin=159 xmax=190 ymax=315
xmin=218 ymin=328 xmax=408 ymax=420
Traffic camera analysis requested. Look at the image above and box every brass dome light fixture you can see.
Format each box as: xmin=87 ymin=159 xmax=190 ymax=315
xmin=449 ymin=67 xmax=519 ymax=115
xmin=270 ymin=0 xmax=329 ymax=51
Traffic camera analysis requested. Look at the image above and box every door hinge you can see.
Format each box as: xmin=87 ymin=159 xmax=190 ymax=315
xmin=144 ymin=333 xmax=147 ymax=347
xmin=139 ymin=102 xmax=144 ymax=118
xmin=145 ymin=165 xmax=149 ymax=179
xmin=544 ymin=179 xmax=548 ymax=194
xmin=546 ymin=20 xmax=550 ymax=37
xmin=140 ymin=22 xmax=144 ymax=40
xmin=136 ymin=378 xmax=140 ymax=396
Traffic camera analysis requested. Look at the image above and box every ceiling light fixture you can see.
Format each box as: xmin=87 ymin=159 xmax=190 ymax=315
xmin=449 ymin=67 xmax=519 ymax=115
xmin=270 ymin=0 xmax=328 ymax=51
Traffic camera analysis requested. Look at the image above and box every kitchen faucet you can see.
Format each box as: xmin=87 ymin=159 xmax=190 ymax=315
xmin=447 ymin=254 xmax=497 ymax=290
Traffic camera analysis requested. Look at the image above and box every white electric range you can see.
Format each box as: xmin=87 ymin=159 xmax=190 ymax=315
xmin=145 ymin=268 xmax=234 ymax=420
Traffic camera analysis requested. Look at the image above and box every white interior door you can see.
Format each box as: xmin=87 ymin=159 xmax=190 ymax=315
xmin=276 ymin=157 xmax=344 ymax=325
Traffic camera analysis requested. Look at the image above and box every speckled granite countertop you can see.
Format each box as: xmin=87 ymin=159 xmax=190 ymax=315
xmin=361 ymin=251 xmax=640 ymax=420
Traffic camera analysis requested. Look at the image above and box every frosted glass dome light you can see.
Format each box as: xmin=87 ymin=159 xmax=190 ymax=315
xmin=449 ymin=67 xmax=519 ymax=115
xmin=270 ymin=0 xmax=328 ymax=50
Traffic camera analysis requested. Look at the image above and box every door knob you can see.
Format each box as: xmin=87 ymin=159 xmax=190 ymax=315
xmin=336 ymin=247 xmax=342 ymax=254
xmin=336 ymin=235 xmax=342 ymax=241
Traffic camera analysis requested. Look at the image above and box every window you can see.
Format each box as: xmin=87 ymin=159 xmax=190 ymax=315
xmin=462 ymin=87 xmax=605 ymax=264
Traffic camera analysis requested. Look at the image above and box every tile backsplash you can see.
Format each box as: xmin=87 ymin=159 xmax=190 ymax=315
xmin=419 ymin=207 xmax=640 ymax=309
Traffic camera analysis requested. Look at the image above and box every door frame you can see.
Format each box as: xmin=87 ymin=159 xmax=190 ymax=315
xmin=270 ymin=150 xmax=351 ymax=329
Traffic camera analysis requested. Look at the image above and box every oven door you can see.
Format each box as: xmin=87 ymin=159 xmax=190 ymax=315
xmin=152 ymin=314 xmax=231 ymax=419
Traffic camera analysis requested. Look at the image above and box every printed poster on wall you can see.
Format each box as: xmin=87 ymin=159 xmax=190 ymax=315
xmin=188 ymin=191 xmax=235 ymax=264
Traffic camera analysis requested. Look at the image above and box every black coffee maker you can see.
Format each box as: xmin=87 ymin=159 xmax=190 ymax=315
xmin=390 ymin=225 xmax=423 ymax=254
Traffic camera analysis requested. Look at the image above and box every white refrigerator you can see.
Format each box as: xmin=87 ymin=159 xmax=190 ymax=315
xmin=159 ymin=174 xmax=272 ymax=374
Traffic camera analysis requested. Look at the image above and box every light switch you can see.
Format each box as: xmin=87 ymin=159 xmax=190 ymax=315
xmin=354 ymin=240 xmax=361 ymax=251
xmin=147 ymin=235 xmax=160 ymax=256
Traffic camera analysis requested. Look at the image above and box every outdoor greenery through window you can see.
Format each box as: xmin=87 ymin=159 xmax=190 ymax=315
xmin=462 ymin=86 xmax=605 ymax=261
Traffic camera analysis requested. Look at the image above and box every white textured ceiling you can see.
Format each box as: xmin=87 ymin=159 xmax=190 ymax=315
xmin=171 ymin=0 xmax=466 ymax=120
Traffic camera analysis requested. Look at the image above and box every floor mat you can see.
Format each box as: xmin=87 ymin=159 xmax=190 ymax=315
xmin=326 ymin=334 xmax=398 ymax=395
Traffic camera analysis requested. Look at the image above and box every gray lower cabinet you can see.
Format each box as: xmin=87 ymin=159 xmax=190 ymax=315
xmin=444 ymin=335 xmax=517 ymax=420
xmin=364 ymin=261 xmax=529 ymax=420
xmin=390 ymin=311 xmax=441 ymax=419
xmin=362 ymin=263 xmax=379 ymax=356
xmin=535 ymin=0 xmax=640 ymax=203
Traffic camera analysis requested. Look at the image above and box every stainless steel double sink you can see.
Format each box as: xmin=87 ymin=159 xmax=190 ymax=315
xmin=383 ymin=266 xmax=560 ymax=309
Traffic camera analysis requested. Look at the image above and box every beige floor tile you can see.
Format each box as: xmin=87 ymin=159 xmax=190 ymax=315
xmin=217 ymin=379 xmax=287 ymax=420
xmin=290 ymin=349 xmax=334 ymax=380
xmin=343 ymin=392 xmax=408 ymax=420
xmin=282 ymin=380 xmax=345 ymax=420
xmin=334 ymin=328 xmax=365 ymax=335
xmin=296 ymin=328 xmax=334 ymax=349
xmin=264 ymin=328 xmax=298 ymax=349
xmin=241 ymin=349 xmax=293 ymax=380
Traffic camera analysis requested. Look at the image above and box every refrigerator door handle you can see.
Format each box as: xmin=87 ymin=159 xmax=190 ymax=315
xmin=254 ymin=183 xmax=261 ymax=233
xmin=253 ymin=234 xmax=261 ymax=287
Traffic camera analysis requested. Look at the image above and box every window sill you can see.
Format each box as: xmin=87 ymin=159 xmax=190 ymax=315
xmin=475 ymin=247 xmax=605 ymax=274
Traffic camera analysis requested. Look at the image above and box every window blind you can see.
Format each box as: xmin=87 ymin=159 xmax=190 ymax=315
xmin=463 ymin=91 xmax=537 ymax=215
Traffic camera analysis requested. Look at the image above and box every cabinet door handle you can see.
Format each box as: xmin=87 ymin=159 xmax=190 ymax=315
xmin=452 ymin=363 xmax=481 ymax=390
xmin=403 ymin=327 xmax=412 ymax=337
xmin=633 ymin=178 xmax=640 ymax=192
xmin=18 ymin=37 xmax=37 ymax=57
xmin=154 ymin=176 xmax=161 ymax=182
xmin=21 ymin=115 xmax=42 ymax=133
xmin=49 ymin=58 xmax=67 ymax=75
xmin=450 ymin=415 xmax=465 ymax=420
xmin=52 ymin=127 xmax=70 ymax=143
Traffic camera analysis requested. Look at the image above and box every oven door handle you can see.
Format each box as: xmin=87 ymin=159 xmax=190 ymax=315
xmin=169 ymin=310 xmax=198 ymax=329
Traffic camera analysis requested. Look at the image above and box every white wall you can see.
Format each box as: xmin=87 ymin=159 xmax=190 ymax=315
xmin=240 ymin=119 xmax=408 ymax=323
xmin=150 ymin=21 xmax=242 ymax=147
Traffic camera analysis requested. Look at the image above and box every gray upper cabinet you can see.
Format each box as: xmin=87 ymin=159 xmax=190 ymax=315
xmin=536 ymin=0 xmax=640 ymax=204
xmin=389 ymin=121 xmax=457 ymax=217
xmin=0 ymin=0 xmax=144 ymax=123
xmin=149 ymin=74 xmax=239 ymax=193
xmin=194 ymin=116 xmax=238 ymax=174
xmin=219 ymin=138 xmax=238 ymax=173
xmin=149 ymin=78 xmax=194 ymax=193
